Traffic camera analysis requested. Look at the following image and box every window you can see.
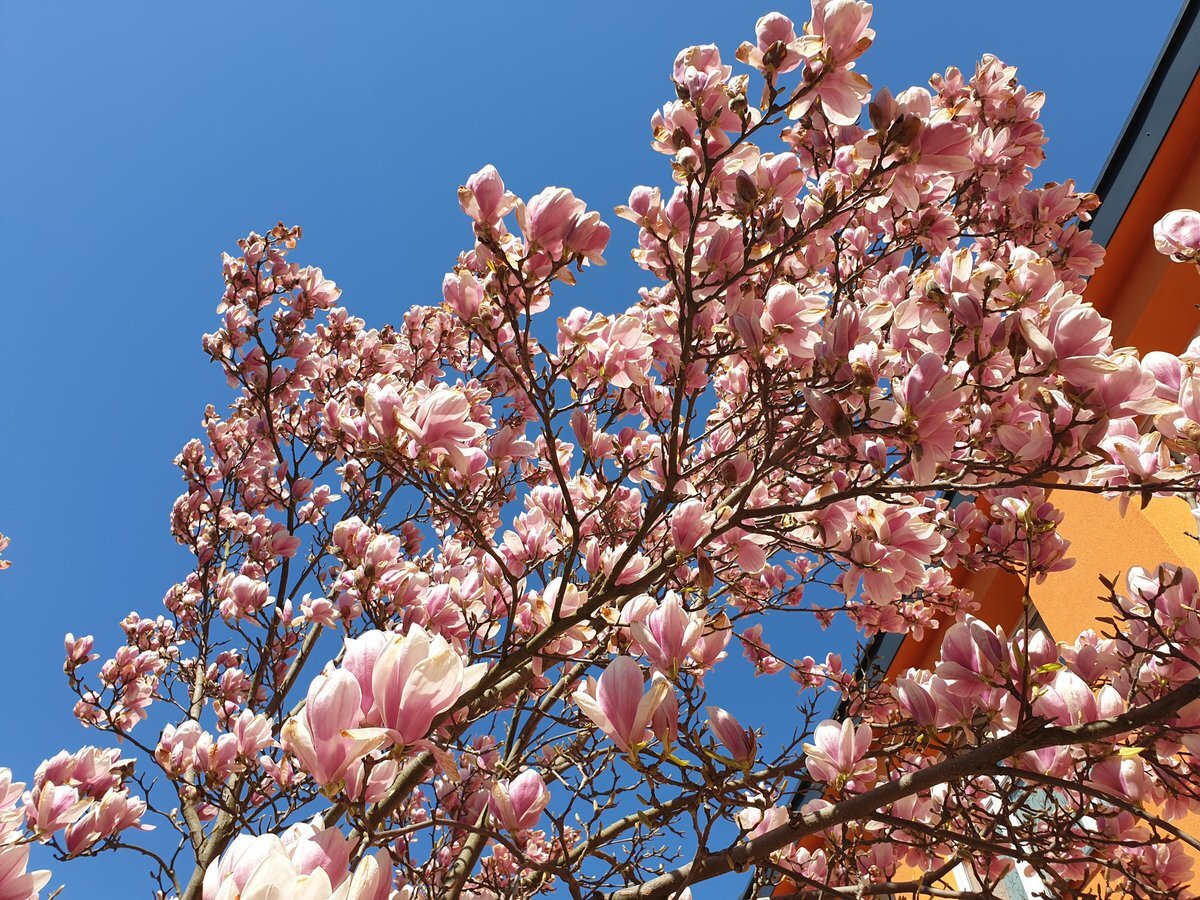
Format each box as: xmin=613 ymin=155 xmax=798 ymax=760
xmin=954 ymin=860 xmax=1046 ymax=899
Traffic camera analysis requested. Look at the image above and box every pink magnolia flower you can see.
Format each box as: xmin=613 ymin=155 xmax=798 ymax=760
xmin=707 ymin=706 xmax=757 ymax=767
xmin=672 ymin=44 xmax=732 ymax=102
xmin=216 ymin=573 xmax=272 ymax=621
xmin=341 ymin=631 xmax=391 ymax=718
xmin=843 ymin=498 xmax=945 ymax=606
xmin=202 ymin=829 xmax=389 ymax=900
xmin=0 ymin=842 xmax=51 ymax=900
xmin=736 ymin=13 xmax=805 ymax=75
xmin=0 ymin=769 xmax=25 ymax=834
xmin=893 ymin=353 xmax=964 ymax=483
xmin=1089 ymin=757 xmax=1156 ymax=806
xmin=458 ymin=164 xmax=517 ymax=226
xmin=762 ymin=284 xmax=826 ymax=361
xmin=936 ymin=615 xmax=1005 ymax=693
xmin=786 ymin=2 xmax=873 ymax=125
xmin=893 ymin=675 xmax=939 ymax=727
xmin=360 ymin=378 xmax=408 ymax=443
xmin=282 ymin=818 xmax=352 ymax=888
xmin=629 ymin=592 xmax=704 ymax=676
xmin=520 ymin=187 xmax=580 ymax=251
xmin=689 ymin=613 xmax=732 ymax=673
xmin=912 ymin=121 xmax=973 ymax=176
xmin=367 ymin=624 xmax=487 ymax=746
xmin=297 ymin=266 xmax=340 ymax=311
xmin=809 ymin=0 xmax=874 ymax=65
xmin=64 ymin=789 xmax=149 ymax=856
xmin=1143 ymin=349 xmax=1182 ymax=401
xmin=1034 ymin=669 xmax=1099 ymax=726
xmin=719 ymin=527 xmax=770 ymax=573
xmin=24 ymin=783 xmax=86 ymax=838
xmin=280 ymin=669 xmax=384 ymax=788
xmin=517 ymin=187 xmax=609 ymax=263
xmin=1153 ymin=208 xmax=1200 ymax=263
xmin=63 ymin=634 xmax=96 ymax=670
xmin=573 ymin=657 xmax=671 ymax=753
xmin=598 ymin=315 xmax=654 ymax=389
xmin=402 ymin=385 xmax=487 ymax=474
xmin=334 ymin=849 xmax=392 ymax=900
xmin=668 ymin=498 xmax=712 ymax=555
xmin=203 ymin=833 xmax=289 ymax=900
xmin=563 ymin=207 xmax=611 ymax=265
xmin=651 ymin=686 xmax=680 ymax=748
xmin=803 ymin=719 xmax=874 ymax=786
xmin=488 ymin=769 xmax=551 ymax=833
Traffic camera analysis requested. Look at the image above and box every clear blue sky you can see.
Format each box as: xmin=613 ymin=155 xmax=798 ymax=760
xmin=0 ymin=1 xmax=1184 ymax=896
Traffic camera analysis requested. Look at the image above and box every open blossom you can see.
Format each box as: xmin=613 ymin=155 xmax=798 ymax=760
xmin=737 ymin=13 xmax=805 ymax=75
xmin=784 ymin=1 xmax=873 ymax=125
xmin=936 ymin=615 xmax=1005 ymax=691
xmin=1034 ymin=669 xmax=1100 ymax=726
xmin=669 ymin=498 xmax=712 ymax=554
xmin=762 ymin=283 xmax=826 ymax=361
xmin=574 ymin=657 xmax=671 ymax=753
xmin=281 ymin=670 xmax=383 ymax=788
xmin=216 ymin=573 xmax=272 ymax=620
xmin=488 ymin=770 xmax=551 ymax=833
xmin=517 ymin=187 xmax=610 ymax=264
xmin=156 ymin=712 xmax=272 ymax=780
xmin=63 ymin=789 xmax=148 ymax=856
xmin=341 ymin=631 xmax=391 ymax=718
xmin=629 ymin=592 xmax=704 ymax=676
xmin=690 ymin=613 xmax=732 ymax=673
xmin=803 ymin=719 xmax=874 ymax=787
xmin=1088 ymin=757 xmax=1157 ymax=806
xmin=202 ymin=828 xmax=391 ymax=900
xmin=0 ymin=843 xmax=50 ymax=900
xmin=458 ymin=164 xmax=517 ymax=226
xmin=892 ymin=353 xmax=964 ymax=483
xmin=1153 ymin=208 xmax=1200 ymax=263
xmin=0 ymin=769 xmax=48 ymax=900
xmin=401 ymin=384 xmax=487 ymax=474
xmin=809 ymin=0 xmax=874 ymax=64
xmin=893 ymin=675 xmax=939 ymax=727
xmin=24 ymin=784 xmax=86 ymax=838
xmin=364 ymin=625 xmax=487 ymax=746
xmin=63 ymin=634 xmax=96 ymax=671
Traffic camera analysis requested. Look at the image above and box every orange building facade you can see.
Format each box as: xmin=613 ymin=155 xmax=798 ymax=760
xmin=765 ymin=3 xmax=1200 ymax=896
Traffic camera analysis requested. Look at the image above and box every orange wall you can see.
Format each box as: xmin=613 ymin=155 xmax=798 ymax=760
xmin=1029 ymin=65 xmax=1200 ymax=641
xmin=1030 ymin=494 xmax=1200 ymax=643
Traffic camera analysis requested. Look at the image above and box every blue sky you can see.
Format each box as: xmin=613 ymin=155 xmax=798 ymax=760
xmin=0 ymin=1 xmax=1185 ymax=896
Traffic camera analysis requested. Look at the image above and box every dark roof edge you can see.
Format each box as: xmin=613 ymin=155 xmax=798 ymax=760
xmin=1086 ymin=0 xmax=1200 ymax=246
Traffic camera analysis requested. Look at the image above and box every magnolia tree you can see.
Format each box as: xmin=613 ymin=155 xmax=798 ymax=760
xmin=7 ymin=3 xmax=1200 ymax=899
